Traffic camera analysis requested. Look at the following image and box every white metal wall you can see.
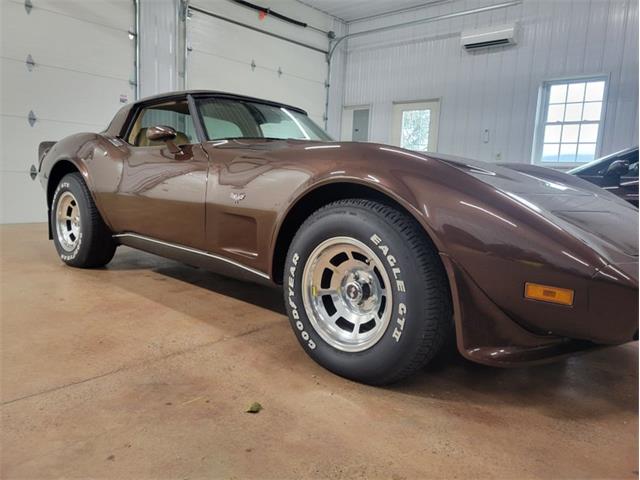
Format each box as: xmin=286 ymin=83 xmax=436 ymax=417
xmin=341 ymin=0 xmax=639 ymax=164
xmin=0 ymin=0 xmax=136 ymax=224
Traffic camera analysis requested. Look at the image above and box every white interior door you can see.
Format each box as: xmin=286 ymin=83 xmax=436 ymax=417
xmin=391 ymin=100 xmax=440 ymax=152
xmin=0 ymin=0 xmax=136 ymax=224
xmin=186 ymin=3 xmax=328 ymax=127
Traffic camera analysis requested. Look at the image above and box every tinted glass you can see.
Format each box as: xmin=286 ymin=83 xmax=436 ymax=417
xmin=197 ymin=98 xmax=331 ymax=141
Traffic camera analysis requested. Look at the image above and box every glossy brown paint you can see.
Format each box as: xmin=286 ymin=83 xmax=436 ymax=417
xmin=39 ymin=90 xmax=639 ymax=367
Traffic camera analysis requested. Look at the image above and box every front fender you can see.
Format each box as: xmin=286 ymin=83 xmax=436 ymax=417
xmin=269 ymin=143 xmax=633 ymax=364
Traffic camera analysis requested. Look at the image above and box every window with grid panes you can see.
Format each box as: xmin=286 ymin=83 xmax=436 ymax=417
xmin=534 ymin=78 xmax=607 ymax=165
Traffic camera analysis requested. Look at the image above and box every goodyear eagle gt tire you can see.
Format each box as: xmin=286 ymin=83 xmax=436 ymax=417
xmin=284 ymin=199 xmax=452 ymax=385
xmin=51 ymin=172 xmax=116 ymax=268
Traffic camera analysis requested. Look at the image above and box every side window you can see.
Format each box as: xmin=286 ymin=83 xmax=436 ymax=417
xmin=127 ymin=100 xmax=197 ymax=146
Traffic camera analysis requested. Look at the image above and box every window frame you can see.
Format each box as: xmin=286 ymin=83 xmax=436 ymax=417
xmin=120 ymin=94 xmax=206 ymax=147
xmin=532 ymin=74 xmax=609 ymax=168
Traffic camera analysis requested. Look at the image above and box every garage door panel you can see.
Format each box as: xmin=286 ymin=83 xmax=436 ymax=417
xmin=1 ymin=0 xmax=134 ymax=224
xmin=191 ymin=0 xmax=329 ymax=52
xmin=5 ymin=0 xmax=134 ymax=32
xmin=1 ymin=1 xmax=134 ymax=81
xmin=187 ymin=10 xmax=327 ymax=129
xmin=0 ymin=171 xmax=47 ymax=223
xmin=188 ymin=13 xmax=326 ymax=82
xmin=188 ymin=51 xmax=325 ymax=119
xmin=1 ymin=59 xmax=132 ymax=126
xmin=0 ymin=116 xmax=98 ymax=172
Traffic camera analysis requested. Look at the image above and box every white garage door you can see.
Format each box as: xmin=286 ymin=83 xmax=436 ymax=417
xmin=0 ymin=0 xmax=136 ymax=224
xmin=186 ymin=2 xmax=328 ymax=127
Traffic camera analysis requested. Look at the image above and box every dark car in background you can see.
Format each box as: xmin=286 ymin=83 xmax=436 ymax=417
xmin=568 ymin=147 xmax=639 ymax=207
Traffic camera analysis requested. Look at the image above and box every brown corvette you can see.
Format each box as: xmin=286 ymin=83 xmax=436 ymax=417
xmin=38 ymin=90 xmax=638 ymax=385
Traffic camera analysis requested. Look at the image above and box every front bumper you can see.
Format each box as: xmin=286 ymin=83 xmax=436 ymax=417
xmin=440 ymin=254 xmax=638 ymax=367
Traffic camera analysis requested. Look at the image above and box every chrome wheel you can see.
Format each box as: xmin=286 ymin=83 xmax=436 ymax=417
xmin=55 ymin=191 xmax=81 ymax=251
xmin=302 ymin=236 xmax=393 ymax=352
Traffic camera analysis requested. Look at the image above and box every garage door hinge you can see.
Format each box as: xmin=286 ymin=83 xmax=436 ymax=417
xmin=251 ymin=60 xmax=256 ymax=71
xmin=129 ymin=79 xmax=137 ymax=87
xmin=28 ymin=110 xmax=37 ymax=127
xmin=324 ymin=81 xmax=330 ymax=88
xmin=25 ymin=54 xmax=35 ymax=71
xmin=24 ymin=0 xmax=32 ymax=14
xmin=29 ymin=165 xmax=38 ymax=180
xmin=277 ymin=67 xmax=282 ymax=77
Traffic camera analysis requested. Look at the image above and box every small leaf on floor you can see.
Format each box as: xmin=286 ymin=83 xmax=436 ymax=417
xmin=246 ymin=402 xmax=262 ymax=413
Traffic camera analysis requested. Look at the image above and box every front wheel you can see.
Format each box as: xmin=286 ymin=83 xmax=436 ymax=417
xmin=51 ymin=172 xmax=116 ymax=268
xmin=284 ymin=199 xmax=452 ymax=385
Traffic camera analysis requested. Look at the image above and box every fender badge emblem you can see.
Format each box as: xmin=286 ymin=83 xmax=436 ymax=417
xmin=230 ymin=192 xmax=246 ymax=204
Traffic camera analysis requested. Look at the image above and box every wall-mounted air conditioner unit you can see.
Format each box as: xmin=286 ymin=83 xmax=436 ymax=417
xmin=461 ymin=23 xmax=517 ymax=50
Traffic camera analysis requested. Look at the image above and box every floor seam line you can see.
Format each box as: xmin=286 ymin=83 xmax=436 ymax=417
xmin=1 ymin=323 xmax=278 ymax=406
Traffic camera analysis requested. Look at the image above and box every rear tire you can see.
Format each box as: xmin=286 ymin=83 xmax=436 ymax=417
xmin=51 ymin=172 xmax=116 ymax=268
xmin=283 ymin=199 xmax=452 ymax=385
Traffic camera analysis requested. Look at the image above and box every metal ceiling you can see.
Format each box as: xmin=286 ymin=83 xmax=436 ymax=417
xmin=298 ymin=0 xmax=449 ymax=22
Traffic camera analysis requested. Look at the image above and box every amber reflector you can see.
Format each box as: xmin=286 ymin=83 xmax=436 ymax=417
xmin=524 ymin=282 xmax=574 ymax=306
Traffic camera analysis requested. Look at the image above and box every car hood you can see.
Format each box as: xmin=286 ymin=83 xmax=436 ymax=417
xmin=430 ymin=153 xmax=639 ymax=259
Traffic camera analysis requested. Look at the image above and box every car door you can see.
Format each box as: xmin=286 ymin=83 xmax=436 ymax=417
xmin=193 ymin=95 xmax=328 ymax=275
xmin=107 ymin=96 xmax=209 ymax=249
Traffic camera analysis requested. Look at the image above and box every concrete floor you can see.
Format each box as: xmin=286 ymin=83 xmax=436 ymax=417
xmin=1 ymin=223 xmax=638 ymax=479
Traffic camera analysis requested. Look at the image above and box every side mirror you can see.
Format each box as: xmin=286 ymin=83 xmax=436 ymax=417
xmin=605 ymin=160 xmax=628 ymax=178
xmin=146 ymin=125 xmax=177 ymax=142
xmin=146 ymin=125 xmax=181 ymax=154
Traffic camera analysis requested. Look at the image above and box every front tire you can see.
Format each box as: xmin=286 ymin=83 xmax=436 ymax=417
xmin=284 ymin=199 xmax=452 ymax=385
xmin=51 ymin=172 xmax=116 ymax=268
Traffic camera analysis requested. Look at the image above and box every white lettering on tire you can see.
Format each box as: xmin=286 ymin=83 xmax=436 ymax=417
xmin=53 ymin=182 xmax=82 ymax=261
xmin=288 ymin=252 xmax=316 ymax=350
xmin=370 ymin=233 xmax=408 ymax=342
xmin=392 ymin=303 xmax=407 ymax=342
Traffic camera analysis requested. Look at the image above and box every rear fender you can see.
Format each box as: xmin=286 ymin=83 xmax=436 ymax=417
xmin=39 ymin=132 xmax=118 ymax=231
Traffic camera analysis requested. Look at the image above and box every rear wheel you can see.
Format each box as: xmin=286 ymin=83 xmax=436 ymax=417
xmin=51 ymin=172 xmax=116 ymax=268
xmin=284 ymin=199 xmax=452 ymax=385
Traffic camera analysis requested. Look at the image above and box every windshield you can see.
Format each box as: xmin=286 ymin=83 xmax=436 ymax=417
xmin=197 ymin=98 xmax=331 ymax=142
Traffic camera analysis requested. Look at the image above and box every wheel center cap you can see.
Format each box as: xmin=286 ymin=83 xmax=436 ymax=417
xmin=345 ymin=282 xmax=362 ymax=302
